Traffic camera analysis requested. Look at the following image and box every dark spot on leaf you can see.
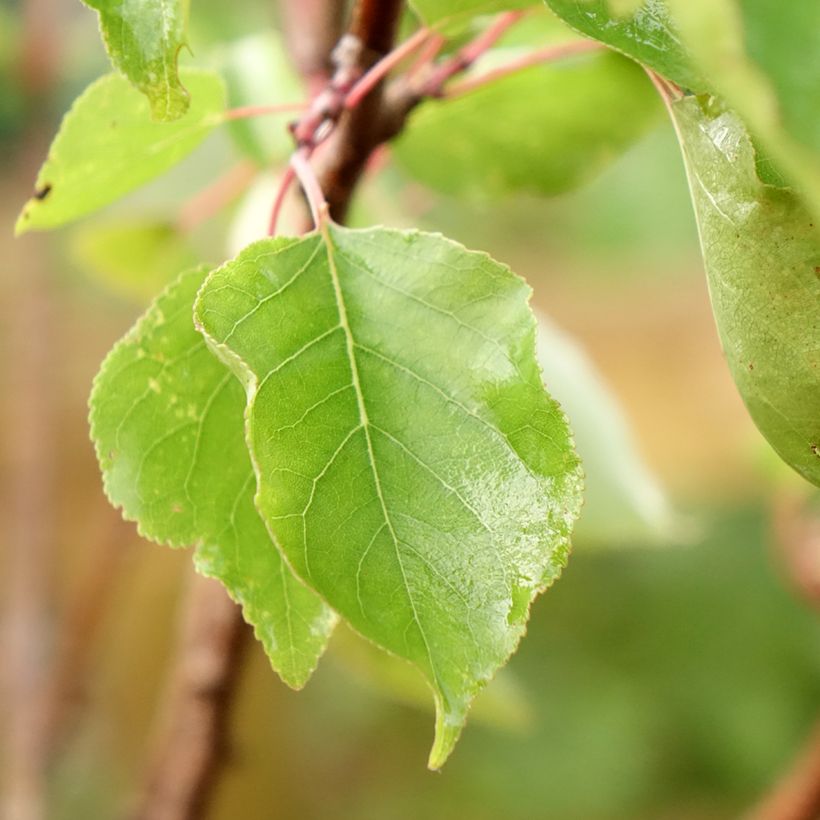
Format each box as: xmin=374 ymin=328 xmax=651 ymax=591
xmin=34 ymin=183 xmax=52 ymax=200
xmin=812 ymin=444 xmax=819 ymax=458
xmin=748 ymin=362 xmax=754 ymax=371
xmin=814 ymin=266 xmax=820 ymax=279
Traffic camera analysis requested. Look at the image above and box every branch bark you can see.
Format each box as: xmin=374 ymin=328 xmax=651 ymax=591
xmin=128 ymin=575 xmax=247 ymax=820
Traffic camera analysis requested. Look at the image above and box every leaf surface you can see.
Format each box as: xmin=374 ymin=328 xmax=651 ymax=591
xmin=542 ymin=0 xmax=704 ymax=91
xmin=671 ymin=96 xmax=820 ymax=487
xmin=16 ymin=70 xmax=224 ymax=234
xmin=394 ymin=50 xmax=658 ymax=198
xmin=82 ymin=0 xmax=191 ymax=121
xmin=90 ymin=266 xmax=337 ymax=687
xmin=194 ymin=226 xmax=583 ymax=767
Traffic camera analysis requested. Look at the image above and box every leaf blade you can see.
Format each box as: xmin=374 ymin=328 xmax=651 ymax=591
xmin=194 ymin=227 xmax=583 ymax=766
xmin=90 ymin=266 xmax=337 ymax=688
xmin=82 ymin=0 xmax=191 ymax=121
xmin=16 ymin=69 xmax=225 ymax=234
xmin=670 ymin=96 xmax=820 ymax=487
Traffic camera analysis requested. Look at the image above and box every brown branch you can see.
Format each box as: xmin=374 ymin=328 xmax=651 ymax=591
xmin=747 ymin=721 xmax=820 ymax=820
xmin=127 ymin=574 xmax=248 ymax=820
xmin=314 ymin=0 xmax=405 ymax=222
xmin=279 ymin=0 xmax=346 ymax=95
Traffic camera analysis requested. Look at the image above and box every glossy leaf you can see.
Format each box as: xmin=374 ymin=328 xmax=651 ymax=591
xmin=90 ymin=266 xmax=337 ymax=687
xmin=542 ymin=0 xmax=704 ymax=91
xmin=671 ymin=96 xmax=820 ymax=487
xmin=394 ymin=49 xmax=658 ymax=198
xmin=665 ymin=0 xmax=820 ymax=222
xmin=194 ymin=226 xmax=583 ymax=767
xmin=82 ymin=0 xmax=191 ymax=121
xmin=16 ymin=70 xmax=225 ymax=234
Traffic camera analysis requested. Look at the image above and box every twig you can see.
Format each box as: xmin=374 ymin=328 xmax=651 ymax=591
xmin=128 ymin=574 xmax=247 ymax=820
xmin=419 ymin=10 xmax=527 ymax=96
xmin=445 ymin=39 xmax=603 ymax=98
xmin=220 ymin=102 xmax=308 ymax=122
xmin=291 ymin=149 xmax=329 ymax=227
xmin=268 ymin=165 xmax=297 ymax=236
xmin=747 ymin=721 xmax=820 ymax=820
xmin=345 ymin=26 xmax=431 ymax=110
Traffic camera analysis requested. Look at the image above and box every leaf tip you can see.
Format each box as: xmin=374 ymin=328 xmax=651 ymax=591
xmin=427 ymin=701 xmax=465 ymax=771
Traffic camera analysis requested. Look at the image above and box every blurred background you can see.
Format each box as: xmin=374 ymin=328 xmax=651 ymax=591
xmin=2 ymin=1 xmax=819 ymax=818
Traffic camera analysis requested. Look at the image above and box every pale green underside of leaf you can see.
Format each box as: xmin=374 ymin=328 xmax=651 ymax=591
xmin=671 ymin=96 xmax=820 ymax=487
xmin=16 ymin=69 xmax=225 ymax=235
xmin=394 ymin=50 xmax=659 ymax=198
xmin=82 ymin=0 xmax=191 ymax=121
xmin=194 ymin=226 xmax=583 ymax=768
xmin=89 ymin=266 xmax=336 ymax=688
xmin=543 ymin=0 xmax=820 ymax=221
xmin=410 ymin=0 xmax=537 ymax=28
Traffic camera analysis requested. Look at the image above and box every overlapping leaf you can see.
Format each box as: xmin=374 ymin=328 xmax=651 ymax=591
xmin=671 ymin=96 xmax=820 ymax=487
xmin=16 ymin=70 xmax=224 ymax=234
xmin=394 ymin=50 xmax=658 ymax=198
xmin=90 ymin=266 xmax=337 ymax=688
xmin=194 ymin=226 xmax=583 ymax=767
xmin=82 ymin=0 xmax=191 ymax=121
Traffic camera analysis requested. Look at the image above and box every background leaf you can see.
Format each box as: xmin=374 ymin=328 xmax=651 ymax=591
xmin=81 ymin=0 xmax=191 ymax=121
xmin=16 ymin=69 xmax=225 ymax=234
xmin=195 ymin=227 xmax=583 ymax=768
xmin=409 ymin=0 xmax=537 ymax=28
xmin=394 ymin=49 xmax=658 ymax=198
xmin=90 ymin=266 xmax=337 ymax=688
xmin=670 ymin=95 xmax=820 ymax=487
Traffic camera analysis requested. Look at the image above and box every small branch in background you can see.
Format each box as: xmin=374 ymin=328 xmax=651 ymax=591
xmin=279 ymin=0 xmax=346 ymax=96
xmin=445 ymin=39 xmax=603 ymax=98
xmin=268 ymin=165 xmax=297 ymax=235
xmin=220 ymin=102 xmax=308 ymax=122
xmin=747 ymin=721 xmax=820 ymax=820
xmin=771 ymin=491 xmax=820 ymax=608
xmin=128 ymin=574 xmax=248 ymax=820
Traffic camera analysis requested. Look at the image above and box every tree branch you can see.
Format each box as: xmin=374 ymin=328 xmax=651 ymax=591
xmin=128 ymin=575 xmax=248 ymax=820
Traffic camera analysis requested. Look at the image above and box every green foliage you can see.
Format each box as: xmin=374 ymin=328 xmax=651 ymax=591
xmin=542 ymin=0 xmax=704 ymax=91
xmin=16 ymin=70 xmax=224 ymax=234
xmin=194 ymin=226 xmax=582 ymax=766
xmin=81 ymin=0 xmax=192 ymax=121
xmin=671 ymin=96 xmax=820 ymax=487
xmin=89 ymin=267 xmax=337 ymax=688
xmin=70 ymin=219 xmax=197 ymax=300
xmin=394 ymin=50 xmax=658 ymax=198
xmin=410 ymin=0 xmax=537 ymax=28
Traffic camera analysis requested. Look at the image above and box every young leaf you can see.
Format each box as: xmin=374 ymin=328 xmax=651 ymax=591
xmin=81 ymin=0 xmax=191 ymax=121
xmin=542 ymin=0 xmax=705 ymax=92
xmin=194 ymin=227 xmax=583 ymax=768
xmin=394 ymin=50 xmax=659 ymax=198
xmin=90 ymin=266 xmax=337 ymax=688
xmin=16 ymin=69 xmax=225 ymax=234
xmin=670 ymin=96 xmax=820 ymax=487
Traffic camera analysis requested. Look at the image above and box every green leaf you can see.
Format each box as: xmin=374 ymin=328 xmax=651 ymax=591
xmin=664 ymin=0 xmax=820 ymax=223
xmin=194 ymin=226 xmax=583 ymax=768
xmin=89 ymin=266 xmax=337 ymax=688
xmin=16 ymin=69 xmax=225 ymax=235
xmin=81 ymin=0 xmax=191 ymax=121
xmin=410 ymin=0 xmax=537 ymax=28
xmin=670 ymin=96 xmax=820 ymax=487
xmin=542 ymin=0 xmax=705 ymax=92
xmin=70 ymin=218 xmax=198 ymax=300
xmin=536 ymin=315 xmax=684 ymax=546
xmin=393 ymin=49 xmax=659 ymax=198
